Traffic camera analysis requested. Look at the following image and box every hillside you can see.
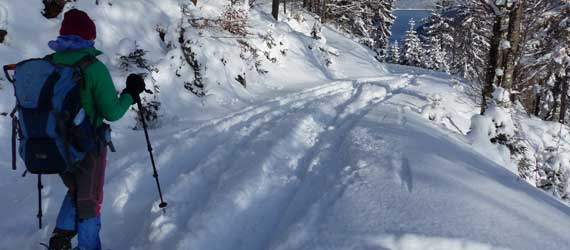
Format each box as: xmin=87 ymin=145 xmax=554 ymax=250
xmin=0 ymin=1 xmax=569 ymax=250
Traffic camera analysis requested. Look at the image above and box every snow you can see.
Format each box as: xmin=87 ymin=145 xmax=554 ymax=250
xmin=496 ymin=68 xmax=504 ymax=76
xmin=0 ymin=4 xmax=7 ymax=30
xmin=492 ymin=87 xmax=510 ymax=104
xmin=1 ymin=1 xmax=570 ymax=250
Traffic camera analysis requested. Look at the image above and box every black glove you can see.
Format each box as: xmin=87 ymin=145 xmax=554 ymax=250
xmin=122 ymin=74 xmax=146 ymax=103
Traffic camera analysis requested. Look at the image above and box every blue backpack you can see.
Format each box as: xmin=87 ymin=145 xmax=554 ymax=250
xmin=4 ymin=55 xmax=99 ymax=175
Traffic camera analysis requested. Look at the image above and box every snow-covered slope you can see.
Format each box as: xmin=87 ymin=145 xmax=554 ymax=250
xmin=4 ymin=68 xmax=570 ymax=250
xmin=1 ymin=1 xmax=570 ymax=250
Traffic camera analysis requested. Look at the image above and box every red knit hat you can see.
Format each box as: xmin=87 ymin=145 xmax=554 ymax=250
xmin=59 ymin=9 xmax=97 ymax=40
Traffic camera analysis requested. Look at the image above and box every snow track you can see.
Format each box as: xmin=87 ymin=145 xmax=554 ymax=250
xmin=4 ymin=1 xmax=569 ymax=249
xmin=95 ymin=74 xmax=570 ymax=250
xmin=3 ymin=74 xmax=570 ymax=250
xmin=122 ymin=75 xmax=413 ymax=250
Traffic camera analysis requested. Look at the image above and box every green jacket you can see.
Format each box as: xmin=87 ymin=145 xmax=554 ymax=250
xmin=51 ymin=47 xmax=133 ymax=127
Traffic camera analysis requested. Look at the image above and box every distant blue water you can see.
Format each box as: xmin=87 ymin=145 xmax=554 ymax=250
xmin=390 ymin=10 xmax=431 ymax=43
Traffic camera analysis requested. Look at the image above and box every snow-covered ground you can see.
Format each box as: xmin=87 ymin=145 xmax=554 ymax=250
xmin=1 ymin=1 xmax=570 ymax=250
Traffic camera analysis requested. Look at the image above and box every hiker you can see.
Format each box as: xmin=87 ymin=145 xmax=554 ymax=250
xmin=45 ymin=9 xmax=146 ymax=250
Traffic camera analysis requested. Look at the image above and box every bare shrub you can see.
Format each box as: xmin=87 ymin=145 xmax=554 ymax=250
xmin=0 ymin=30 xmax=6 ymax=43
xmin=220 ymin=5 xmax=248 ymax=36
xmin=42 ymin=0 xmax=72 ymax=19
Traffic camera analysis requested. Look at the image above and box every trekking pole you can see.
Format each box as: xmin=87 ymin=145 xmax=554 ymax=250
xmin=11 ymin=114 xmax=18 ymax=171
xmin=37 ymin=174 xmax=43 ymax=229
xmin=135 ymin=96 xmax=168 ymax=210
xmin=5 ymin=65 xmax=18 ymax=171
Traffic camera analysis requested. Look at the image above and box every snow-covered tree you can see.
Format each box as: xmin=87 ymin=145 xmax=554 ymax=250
xmin=453 ymin=0 xmax=492 ymax=85
xmin=424 ymin=38 xmax=449 ymax=72
xmin=371 ymin=0 xmax=396 ymax=61
xmin=518 ymin=0 xmax=570 ymax=121
xmin=388 ymin=41 xmax=401 ymax=64
xmin=311 ymin=19 xmax=323 ymax=40
xmin=422 ymin=0 xmax=455 ymax=72
xmin=325 ymin=0 xmax=395 ymax=59
xmin=402 ymin=19 xmax=424 ymax=67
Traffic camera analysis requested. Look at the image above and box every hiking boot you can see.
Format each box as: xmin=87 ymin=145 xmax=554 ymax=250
xmin=48 ymin=228 xmax=76 ymax=250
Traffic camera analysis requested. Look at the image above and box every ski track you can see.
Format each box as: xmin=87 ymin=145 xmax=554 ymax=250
xmin=101 ymin=75 xmax=415 ymax=250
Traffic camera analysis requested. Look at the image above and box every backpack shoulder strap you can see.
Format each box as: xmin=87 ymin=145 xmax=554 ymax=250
xmin=71 ymin=55 xmax=98 ymax=88
xmin=73 ymin=55 xmax=98 ymax=72
xmin=72 ymin=55 xmax=103 ymax=126
xmin=43 ymin=54 xmax=54 ymax=62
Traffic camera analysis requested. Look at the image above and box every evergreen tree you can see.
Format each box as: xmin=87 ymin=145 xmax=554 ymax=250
xmin=422 ymin=0 xmax=454 ymax=72
xmin=453 ymin=1 xmax=493 ymax=91
xmin=371 ymin=0 xmax=396 ymax=61
xmin=326 ymin=0 xmax=395 ymax=59
xmin=424 ymin=37 xmax=449 ymax=72
xmin=327 ymin=0 xmax=369 ymax=35
xmin=518 ymin=0 xmax=570 ymax=120
xmin=402 ymin=19 xmax=424 ymax=67
xmin=389 ymin=41 xmax=401 ymax=64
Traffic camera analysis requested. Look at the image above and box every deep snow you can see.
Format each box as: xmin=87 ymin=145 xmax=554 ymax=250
xmin=1 ymin=1 xmax=570 ymax=250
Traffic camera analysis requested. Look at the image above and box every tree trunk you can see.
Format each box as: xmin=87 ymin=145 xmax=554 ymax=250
xmin=560 ymin=74 xmax=570 ymax=123
xmin=501 ymin=0 xmax=524 ymax=92
xmin=482 ymin=5 xmax=509 ymax=114
xmin=321 ymin=0 xmax=328 ymax=23
xmin=549 ymin=76 xmax=562 ymax=121
xmin=272 ymin=0 xmax=279 ymax=20
xmin=534 ymin=79 xmax=544 ymax=116
xmin=482 ymin=14 xmax=503 ymax=114
xmin=283 ymin=0 xmax=287 ymax=14
xmin=534 ymin=94 xmax=541 ymax=116
xmin=312 ymin=0 xmax=320 ymax=14
xmin=303 ymin=0 xmax=309 ymax=8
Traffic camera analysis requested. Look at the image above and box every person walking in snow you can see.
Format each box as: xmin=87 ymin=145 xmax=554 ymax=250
xmin=46 ymin=9 xmax=145 ymax=250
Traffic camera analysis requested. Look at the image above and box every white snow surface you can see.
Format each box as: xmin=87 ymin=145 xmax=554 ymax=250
xmin=0 ymin=1 xmax=570 ymax=250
